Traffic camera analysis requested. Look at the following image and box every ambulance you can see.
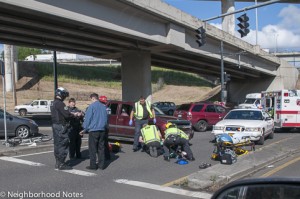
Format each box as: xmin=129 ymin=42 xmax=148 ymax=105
xmin=261 ymin=89 xmax=300 ymax=130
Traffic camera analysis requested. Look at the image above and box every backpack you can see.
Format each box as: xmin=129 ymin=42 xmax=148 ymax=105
xmin=220 ymin=149 xmax=237 ymax=165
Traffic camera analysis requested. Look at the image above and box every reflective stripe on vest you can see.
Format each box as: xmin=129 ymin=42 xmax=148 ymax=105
xmin=165 ymin=127 xmax=188 ymax=140
xmin=141 ymin=125 xmax=160 ymax=144
xmin=134 ymin=100 xmax=153 ymax=120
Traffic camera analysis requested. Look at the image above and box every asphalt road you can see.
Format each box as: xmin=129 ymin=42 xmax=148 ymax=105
xmin=1 ymin=115 xmax=300 ymax=199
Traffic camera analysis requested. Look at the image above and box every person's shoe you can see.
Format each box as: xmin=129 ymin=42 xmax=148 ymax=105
xmin=86 ymin=165 xmax=98 ymax=170
xmin=133 ymin=148 xmax=138 ymax=152
xmin=150 ymin=147 xmax=158 ymax=157
xmin=58 ymin=164 xmax=72 ymax=170
xmin=164 ymin=156 xmax=170 ymax=162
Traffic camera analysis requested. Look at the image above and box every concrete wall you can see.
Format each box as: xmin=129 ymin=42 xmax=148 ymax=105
xmin=228 ymin=59 xmax=299 ymax=103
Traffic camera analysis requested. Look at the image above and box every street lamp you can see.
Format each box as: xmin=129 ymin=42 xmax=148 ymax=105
xmin=274 ymin=33 xmax=278 ymax=54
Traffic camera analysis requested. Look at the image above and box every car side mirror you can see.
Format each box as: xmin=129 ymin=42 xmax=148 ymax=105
xmin=211 ymin=178 xmax=300 ymax=199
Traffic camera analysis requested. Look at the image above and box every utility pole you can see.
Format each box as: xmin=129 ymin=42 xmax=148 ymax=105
xmin=220 ymin=41 xmax=226 ymax=103
xmin=53 ymin=51 xmax=58 ymax=95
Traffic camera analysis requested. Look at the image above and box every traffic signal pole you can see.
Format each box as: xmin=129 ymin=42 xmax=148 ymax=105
xmin=220 ymin=41 xmax=225 ymax=103
xmin=202 ymin=0 xmax=284 ymax=22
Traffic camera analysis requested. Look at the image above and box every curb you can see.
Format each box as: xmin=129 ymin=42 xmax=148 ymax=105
xmin=0 ymin=140 xmax=89 ymax=157
xmin=187 ymin=135 xmax=300 ymax=190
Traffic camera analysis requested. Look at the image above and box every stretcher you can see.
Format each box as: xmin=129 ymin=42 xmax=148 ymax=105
xmin=211 ymin=134 xmax=255 ymax=161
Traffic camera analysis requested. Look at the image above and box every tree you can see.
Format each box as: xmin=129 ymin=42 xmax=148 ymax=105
xmin=17 ymin=47 xmax=42 ymax=60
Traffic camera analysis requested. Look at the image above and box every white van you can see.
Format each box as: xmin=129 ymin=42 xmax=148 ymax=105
xmin=238 ymin=93 xmax=262 ymax=109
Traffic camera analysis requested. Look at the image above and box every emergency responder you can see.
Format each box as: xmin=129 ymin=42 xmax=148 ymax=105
xmin=51 ymin=87 xmax=81 ymax=170
xmin=80 ymin=93 xmax=108 ymax=170
xmin=139 ymin=123 xmax=162 ymax=157
xmin=163 ymin=122 xmax=195 ymax=162
xmin=129 ymin=96 xmax=156 ymax=152
xmin=99 ymin=95 xmax=111 ymax=160
xmin=68 ymin=98 xmax=84 ymax=159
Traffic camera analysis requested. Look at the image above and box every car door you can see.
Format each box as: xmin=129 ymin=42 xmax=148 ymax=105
xmin=116 ymin=103 xmax=134 ymax=137
xmin=0 ymin=110 xmax=14 ymax=136
xmin=38 ymin=100 xmax=49 ymax=113
xmin=28 ymin=100 xmax=39 ymax=113
xmin=203 ymin=104 xmax=220 ymax=125
xmin=107 ymin=102 xmax=119 ymax=135
xmin=262 ymin=111 xmax=274 ymax=134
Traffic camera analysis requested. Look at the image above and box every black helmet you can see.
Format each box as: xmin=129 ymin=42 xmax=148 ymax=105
xmin=55 ymin=87 xmax=69 ymax=100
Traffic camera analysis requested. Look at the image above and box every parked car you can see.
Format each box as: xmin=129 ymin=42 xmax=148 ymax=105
xmin=14 ymin=99 xmax=53 ymax=116
xmin=173 ymin=102 xmax=227 ymax=132
xmin=0 ymin=109 xmax=39 ymax=138
xmin=107 ymin=100 xmax=194 ymax=140
xmin=153 ymin=101 xmax=176 ymax=116
xmin=211 ymin=109 xmax=274 ymax=145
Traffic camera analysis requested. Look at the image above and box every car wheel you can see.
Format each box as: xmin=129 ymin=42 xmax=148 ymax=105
xmin=168 ymin=110 xmax=174 ymax=116
xmin=194 ymin=120 xmax=208 ymax=132
xmin=19 ymin=109 xmax=27 ymax=116
xmin=256 ymin=130 xmax=265 ymax=145
xmin=16 ymin=125 xmax=30 ymax=138
xmin=268 ymin=128 xmax=274 ymax=139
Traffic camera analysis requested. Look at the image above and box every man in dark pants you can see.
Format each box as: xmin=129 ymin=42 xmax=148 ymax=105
xmin=99 ymin=95 xmax=111 ymax=160
xmin=68 ymin=98 xmax=84 ymax=159
xmin=80 ymin=93 xmax=108 ymax=170
xmin=51 ymin=87 xmax=81 ymax=170
xmin=163 ymin=123 xmax=195 ymax=162
xmin=129 ymin=96 xmax=156 ymax=152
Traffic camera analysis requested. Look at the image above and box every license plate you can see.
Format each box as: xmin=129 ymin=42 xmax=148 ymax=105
xmin=228 ymin=133 xmax=234 ymax=137
xmin=178 ymin=114 xmax=182 ymax=118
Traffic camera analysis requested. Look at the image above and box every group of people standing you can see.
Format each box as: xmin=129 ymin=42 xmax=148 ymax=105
xmin=51 ymin=88 xmax=194 ymax=171
xmin=51 ymin=87 xmax=109 ymax=170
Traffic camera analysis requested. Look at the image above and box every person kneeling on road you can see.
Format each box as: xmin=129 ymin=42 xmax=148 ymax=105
xmin=163 ymin=122 xmax=195 ymax=162
xmin=139 ymin=123 xmax=162 ymax=158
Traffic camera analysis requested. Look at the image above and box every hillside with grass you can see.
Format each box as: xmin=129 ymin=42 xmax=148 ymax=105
xmin=1 ymin=62 xmax=220 ymax=111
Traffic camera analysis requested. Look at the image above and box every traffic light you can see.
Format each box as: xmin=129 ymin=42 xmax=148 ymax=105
xmin=224 ymin=73 xmax=231 ymax=83
xmin=195 ymin=26 xmax=206 ymax=47
xmin=237 ymin=13 xmax=250 ymax=38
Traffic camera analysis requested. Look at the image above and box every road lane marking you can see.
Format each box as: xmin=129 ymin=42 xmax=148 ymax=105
xmin=261 ymin=156 xmax=300 ymax=177
xmin=0 ymin=156 xmax=45 ymax=166
xmin=56 ymin=169 xmax=97 ymax=177
xmin=115 ymin=179 xmax=212 ymax=199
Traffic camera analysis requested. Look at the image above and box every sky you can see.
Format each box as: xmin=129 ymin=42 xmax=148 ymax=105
xmin=0 ymin=1 xmax=299 ymax=53
xmin=163 ymin=0 xmax=300 ymax=52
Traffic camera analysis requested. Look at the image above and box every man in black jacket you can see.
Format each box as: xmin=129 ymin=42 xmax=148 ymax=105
xmin=51 ymin=87 xmax=81 ymax=170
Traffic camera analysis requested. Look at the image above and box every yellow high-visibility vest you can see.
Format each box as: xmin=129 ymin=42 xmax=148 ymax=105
xmin=165 ymin=127 xmax=188 ymax=140
xmin=134 ymin=100 xmax=153 ymax=119
xmin=141 ymin=125 xmax=160 ymax=144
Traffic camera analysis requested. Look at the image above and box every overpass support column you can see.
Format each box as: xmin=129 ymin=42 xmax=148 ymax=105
xmin=121 ymin=51 xmax=152 ymax=102
xmin=221 ymin=0 xmax=235 ymax=35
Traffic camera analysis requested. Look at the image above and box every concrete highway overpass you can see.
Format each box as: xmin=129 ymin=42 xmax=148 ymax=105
xmin=0 ymin=0 xmax=297 ymax=103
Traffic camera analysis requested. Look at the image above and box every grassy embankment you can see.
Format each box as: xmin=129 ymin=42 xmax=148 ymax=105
xmin=35 ymin=63 xmax=214 ymax=91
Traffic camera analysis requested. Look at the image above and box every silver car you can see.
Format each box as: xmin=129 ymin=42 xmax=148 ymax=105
xmin=0 ymin=109 xmax=39 ymax=138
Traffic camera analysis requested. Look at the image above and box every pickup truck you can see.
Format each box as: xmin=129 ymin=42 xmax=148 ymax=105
xmin=107 ymin=100 xmax=194 ymax=141
xmin=14 ymin=100 xmax=53 ymax=116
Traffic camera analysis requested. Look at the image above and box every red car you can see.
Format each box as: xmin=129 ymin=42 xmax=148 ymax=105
xmin=173 ymin=102 xmax=227 ymax=132
xmin=107 ymin=100 xmax=194 ymax=140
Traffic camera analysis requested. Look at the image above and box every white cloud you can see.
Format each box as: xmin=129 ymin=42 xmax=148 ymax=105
xmin=210 ymin=5 xmax=300 ymax=52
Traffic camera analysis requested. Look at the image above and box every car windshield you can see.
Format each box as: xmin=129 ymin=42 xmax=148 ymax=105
xmin=225 ymin=110 xmax=263 ymax=120
xmin=177 ymin=104 xmax=190 ymax=111
xmin=154 ymin=107 xmax=166 ymax=115
xmin=244 ymin=99 xmax=257 ymax=104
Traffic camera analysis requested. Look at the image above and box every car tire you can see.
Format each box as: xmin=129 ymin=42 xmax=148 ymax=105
xmin=19 ymin=109 xmax=27 ymax=116
xmin=16 ymin=125 xmax=30 ymax=138
xmin=256 ymin=130 xmax=265 ymax=145
xmin=168 ymin=110 xmax=174 ymax=116
xmin=268 ymin=128 xmax=274 ymax=139
xmin=194 ymin=120 xmax=208 ymax=132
